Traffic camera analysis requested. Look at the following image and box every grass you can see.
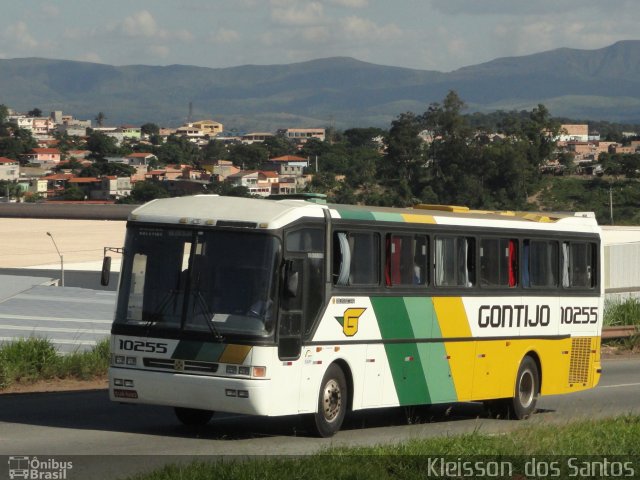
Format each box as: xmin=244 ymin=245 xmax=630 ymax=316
xmin=604 ymin=297 xmax=640 ymax=327
xmin=126 ymin=416 xmax=640 ymax=480
xmin=0 ymin=337 xmax=110 ymax=389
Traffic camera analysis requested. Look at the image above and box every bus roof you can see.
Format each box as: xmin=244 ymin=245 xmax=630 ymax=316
xmin=129 ymin=195 xmax=600 ymax=233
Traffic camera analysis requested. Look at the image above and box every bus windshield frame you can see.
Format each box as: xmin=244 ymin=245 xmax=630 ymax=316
xmin=112 ymin=224 xmax=281 ymax=342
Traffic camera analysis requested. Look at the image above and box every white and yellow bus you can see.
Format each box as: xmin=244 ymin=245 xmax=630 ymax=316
xmin=107 ymin=194 xmax=603 ymax=437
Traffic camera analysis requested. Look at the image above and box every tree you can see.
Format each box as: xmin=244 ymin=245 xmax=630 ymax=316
xmin=86 ymin=131 xmax=120 ymax=159
xmin=154 ymin=135 xmax=202 ymax=166
xmin=27 ymin=108 xmax=42 ymax=118
xmin=62 ymin=184 xmax=86 ymax=201
xmin=128 ymin=181 xmax=169 ymax=203
xmin=227 ymin=143 xmax=269 ymax=170
xmin=141 ymin=123 xmax=160 ymax=137
xmin=95 ymin=112 xmax=106 ymax=127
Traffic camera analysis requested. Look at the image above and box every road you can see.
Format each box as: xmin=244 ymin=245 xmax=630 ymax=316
xmin=1 ymin=357 xmax=639 ymax=479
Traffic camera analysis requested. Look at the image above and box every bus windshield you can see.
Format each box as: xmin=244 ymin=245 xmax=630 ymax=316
xmin=114 ymin=226 xmax=280 ymax=339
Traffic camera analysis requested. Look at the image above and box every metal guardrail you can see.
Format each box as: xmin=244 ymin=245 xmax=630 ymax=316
xmin=602 ymin=326 xmax=638 ymax=339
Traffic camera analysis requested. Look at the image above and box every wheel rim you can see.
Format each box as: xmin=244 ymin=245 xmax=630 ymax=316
xmin=322 ymin=378 xmax=342 ymax=423
xmin=518 ymin=369 xmax=535 ymax=408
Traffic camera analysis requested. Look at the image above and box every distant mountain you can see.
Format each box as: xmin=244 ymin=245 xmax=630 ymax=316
xmin=1 ymin=41 xmax=639 ymax=131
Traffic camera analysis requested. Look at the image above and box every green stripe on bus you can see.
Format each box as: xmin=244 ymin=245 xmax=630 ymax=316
xmin=172 ymin=341 xmax=226 ymax=362
xmin=371 ymin=297 xmax=431 ymax=405
xmin=336 ymin=209 xmax=376 ymax=221
xmin=371 ymin=212 xmax=405 ymax=222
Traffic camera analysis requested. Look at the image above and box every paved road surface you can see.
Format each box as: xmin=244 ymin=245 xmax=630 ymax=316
xmin=0 ymin=357 xmax=638 ymax=479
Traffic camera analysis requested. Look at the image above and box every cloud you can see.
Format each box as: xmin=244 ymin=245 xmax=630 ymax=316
xmin=212 ymin=28 xmax=240 ymax=44
xmin=120 ymin=10 xmax=160 ymax=37
xmin=271 ymin=1 xmax=324 ymax=26
xmin=341 ymin=16 xmax=402 ymax=41
xmin=41 ymin=3 xmax=60 ymax=17
xmin=4 ymin=22 xmax=39 ymax=50
xmin=328 ymin=0 xmax=368 ymax=7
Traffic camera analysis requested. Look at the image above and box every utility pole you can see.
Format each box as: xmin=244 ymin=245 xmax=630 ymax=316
xmin=46 ymin=232 xmax=64 ymax=287
xmin=609 ymin=186 xmax=614 ymax=225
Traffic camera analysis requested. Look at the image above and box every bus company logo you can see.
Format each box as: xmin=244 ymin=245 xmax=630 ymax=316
xmin=335 ymin=308 xmax=366 ymax=337
xmin=174 ymin=359 xmax=185 ymax=372
xmin=8 ymin=456 xmax=73 ymax=479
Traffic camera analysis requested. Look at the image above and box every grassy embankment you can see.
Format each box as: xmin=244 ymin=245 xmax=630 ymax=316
xmin=128 ymin=416 xmax=640 ymax=480
xmin=0 ymin=337 xmax=109 ymax=389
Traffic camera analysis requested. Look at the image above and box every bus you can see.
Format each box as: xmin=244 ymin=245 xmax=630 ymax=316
xmin=106 ymin=194 xmax=603 ymax=437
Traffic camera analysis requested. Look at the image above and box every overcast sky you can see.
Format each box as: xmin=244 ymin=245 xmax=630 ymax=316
xmin=1 ymin=0 xmax=639 ymax=72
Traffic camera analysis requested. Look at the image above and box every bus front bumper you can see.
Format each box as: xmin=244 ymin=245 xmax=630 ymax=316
xmin=109 ymin=367 xmax=272 ymax=416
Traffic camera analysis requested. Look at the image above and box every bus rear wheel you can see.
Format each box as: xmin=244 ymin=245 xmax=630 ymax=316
xmin=509 ymin=356 xmax=539 ymax=419
xmin=174 ymin=407 xmax=214 ymax=426
xmin=313 ymin=364 xmax=347 ymax=437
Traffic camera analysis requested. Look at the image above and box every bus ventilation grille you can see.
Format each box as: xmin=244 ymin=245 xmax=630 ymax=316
xmin=568 ymin=337 xmax=591 ymax=384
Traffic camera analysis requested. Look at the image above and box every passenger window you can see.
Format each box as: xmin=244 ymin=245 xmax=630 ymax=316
xmin=480 ymin=238 xmax=517 ymax=288
xmin=286 ymin=229 xmax=324 ymax=253
xmin=385 ymin=234 xmax=429 ymax=286
xmin=562 ymin=242 xmax=596 ymax=288
xmin=333 ymin=231 xmax=380 ymax=286
xmin=435 ymin=236 xmax=475 ymax=287
xmin=524 ymin=240 xmax=558 ymax=288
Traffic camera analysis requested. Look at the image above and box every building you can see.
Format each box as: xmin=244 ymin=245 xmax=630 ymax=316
xmin=277 ymin=128 xmax=326 ymax=145
xmin=23 ymin=148 xmax=62 ymax=167
xmin=241 ymin=132 xmax=274 ymax=144
xmin=191 ymin=120 xmax=224 ymax=136
xmin=558 ymin=124 xmax=589 ymax=143
xmin=0 ymin=157 xmax=19 ymax=181
xmin=226 ymin=171 xmax=273 ymax=197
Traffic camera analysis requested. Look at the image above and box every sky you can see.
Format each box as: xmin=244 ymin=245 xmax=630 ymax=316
xmin=1 ymin=0 xmax=639 ymax=72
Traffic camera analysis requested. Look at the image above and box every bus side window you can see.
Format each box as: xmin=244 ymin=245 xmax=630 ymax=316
xmin=480 ymin=238 xmax=518 ymax=288
xmin=528 ymin=240 xmax=559 ymax=288
xmin=435 ymin=236 xmax=475 ymax=287
xmin=333 ymin=231 xmax=379 ymax=286
xmin=386 ymin=234 xmax=428 ymax=286
xmin=563 ymin=241 xmax=596 ymax=288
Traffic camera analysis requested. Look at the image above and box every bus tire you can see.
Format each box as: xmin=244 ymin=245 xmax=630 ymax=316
xmin=174 ymin=407 xmax=214 ymax=426
xmin=509 ymin=356 xmax=539 ymax=420
xmin=313 ymin=364 xmax=347 ymax=437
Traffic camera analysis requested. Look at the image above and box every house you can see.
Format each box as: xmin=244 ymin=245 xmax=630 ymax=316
xmin=241 ymin=132 xmax=274 ymax=144
xmin=264 ymin=155 xmax=309 ymax=178
xmin=208 ymin=160 xmax=240 ymax=181
xmin=41 ymin=173 xmax=75 ymax=196
xmin=101 ymin=176 xmax=132 ymax=200
xmin=277 ymin=128 xmax=325 ymax=145
xmin=558 ymin=124 xmax=589 ymax=142
xmin=226 ymin=171 xmax=272 ymax=197
xmin=23 ymin=148 xmax=62 ymax=167
xmin=18 ymin=178 xmax=48 ymax=198
xmin=190 ymin=120 xmax=224 ymax=136
xmin=0 ymin=157 xmax=20 ymax=181
xmin=126 ymin=153 xmax=157 ymax=166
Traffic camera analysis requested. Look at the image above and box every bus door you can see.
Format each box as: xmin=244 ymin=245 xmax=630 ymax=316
xmin=278 ymin=227 xmax=326 ymax=411
xmin=278 ymin=227 xmax=325 ymax=359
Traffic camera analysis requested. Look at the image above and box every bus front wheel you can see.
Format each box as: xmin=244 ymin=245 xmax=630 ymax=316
xmin=313 ymin=364 xmax=348 ymax=437
xmin=509 ymin=356 xmax=539 ymax=419
xmin=174 ymin=407 xmax=214 ymax=426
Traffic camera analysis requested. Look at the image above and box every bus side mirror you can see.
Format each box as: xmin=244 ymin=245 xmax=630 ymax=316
xmin=101 ymin=256 xmax=112 ymax=286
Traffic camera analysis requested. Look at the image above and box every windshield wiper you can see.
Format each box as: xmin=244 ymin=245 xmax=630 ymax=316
xmin=143 ymin=289 xmax=182 ymax=328
xmin=192 ymin=290 xmax=224 ymax=342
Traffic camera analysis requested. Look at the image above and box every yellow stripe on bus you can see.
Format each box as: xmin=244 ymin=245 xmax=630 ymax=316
xmin=219 ymin=344 xmax=252 ymax=364
xmin=401 ymin=213 xmax=436 ymax=224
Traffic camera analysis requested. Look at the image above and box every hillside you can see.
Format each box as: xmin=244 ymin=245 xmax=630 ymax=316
xmin=0 ymin=41 xmax=639 ymax=130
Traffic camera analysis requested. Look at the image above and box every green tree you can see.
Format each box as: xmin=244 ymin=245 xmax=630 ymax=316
xmin=86 ymin=132 xmax=120 ymax=159
xmin=95 ymin=112 xmax=106 ymax=127
xmin=62 ymin=184 xmax=86 ymax=201
xmin=128 ymin=181 xmax=169 ymax=203
xmin=154 ymin=135 xmax=202 ymax=166
xmin=27 ymin=108 xmax=42 ymax=117
xmin=228 ymin=143 xmax=269 ymax=170
xmin=140 ymin=123 xmax=160 ymax=137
